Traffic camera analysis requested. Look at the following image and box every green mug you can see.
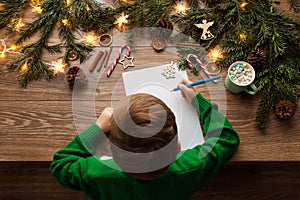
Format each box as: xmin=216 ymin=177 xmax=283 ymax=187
xmin=225 ymin=61 xmax=258 ymax=95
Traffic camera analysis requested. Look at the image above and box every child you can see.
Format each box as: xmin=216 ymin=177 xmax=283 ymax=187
xmin=50 ymin=78 xmax=240 ymax=200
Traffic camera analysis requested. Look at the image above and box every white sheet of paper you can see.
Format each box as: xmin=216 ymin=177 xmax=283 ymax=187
xmin=122 ymin=64 xmax=204 ymax=150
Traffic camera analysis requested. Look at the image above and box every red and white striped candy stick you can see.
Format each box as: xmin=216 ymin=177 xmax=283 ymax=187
xmin=107 ymin=44 xmax=131 ymax=77
xmin=186 ymin=54 xmax=217 ymax=83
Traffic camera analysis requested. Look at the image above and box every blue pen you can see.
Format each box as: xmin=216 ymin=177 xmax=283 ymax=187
xmin=170 ymin=75 xmax=221 ymax=92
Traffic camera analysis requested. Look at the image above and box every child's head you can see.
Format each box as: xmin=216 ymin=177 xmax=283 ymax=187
xmin=108 ymin=93 xmax=179 ymax=180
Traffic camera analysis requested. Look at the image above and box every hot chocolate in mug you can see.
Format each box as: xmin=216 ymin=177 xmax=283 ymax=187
xmin=225 ymin=61 xmax=258 ymax=95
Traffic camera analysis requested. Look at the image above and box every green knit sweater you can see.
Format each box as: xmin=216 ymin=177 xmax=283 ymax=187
xmin=50 ymin=94 xmax=240 ymax=200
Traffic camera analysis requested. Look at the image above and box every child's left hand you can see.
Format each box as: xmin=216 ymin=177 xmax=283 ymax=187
xmin=96 ymin=107 xmax=113 ymax=132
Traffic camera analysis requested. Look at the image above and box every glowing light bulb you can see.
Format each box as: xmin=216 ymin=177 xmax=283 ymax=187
xmin=10 ymin=44 xmax=21 ymax=51
xmin=10 ymin=44 xmax=17 ymax=50
xmin=0 ymin=52 xmax=5 ymax=58
xmin=115 ymin=12 xmax=129 ymax=30
xmin=0 ymin=39 xmax=22 ymax=58
xmin=174 ymin=2 xmax=188 ymax=14
xmin=209 ymin=48 xmax=223 ymax=60
xmin=12 ymin=18 xmax=25 ymax=32
xmin=30 ymin=0 xmax=41 ymax=6
xmin=62 ymin=19 xmax=70 ymax=26
xmin=239 ymin=33 xmax=247 ymax=41
xmin=21 ymin=62 xmax=28 ymax=71
xmin=240 ymin=2 xmax=248 ymax=9
xmin=84 ymin=32 xmax=97 ymax=45
xmin=120 ymin=0 xmax=133 ymax=5
xmin=32 ymin=6 xmax=43 ymax=14
xmin=66 ymin=0 xmax=71 ymax=6
xmin=51 ymin=59 xmax=66 ymax=74
xmin=54 ymin=64 xmax=64 ymax=73
xmin=0 ymin=3 xmax=6 ymax=11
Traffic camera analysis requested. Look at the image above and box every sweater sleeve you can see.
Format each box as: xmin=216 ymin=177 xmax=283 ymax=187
xmin=190 ymin=93 xmax=240 ymax=168
xmin=50 ymin=123 xmax=105 ymax=190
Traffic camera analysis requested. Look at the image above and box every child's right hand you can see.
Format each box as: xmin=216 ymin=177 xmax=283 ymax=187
xmin=177 ymin=78 xmax=197 ymax=102
xmin=96 ymin=107 xmax=113 ymax=133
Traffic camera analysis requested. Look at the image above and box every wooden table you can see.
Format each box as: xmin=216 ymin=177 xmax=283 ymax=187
xmin=0 ymin=1 xmax=300 ymax=199
xmin=0 ymin=0 xmax=299 ymax=164
xmin=1 ymin=40 xmax=300 ymax=162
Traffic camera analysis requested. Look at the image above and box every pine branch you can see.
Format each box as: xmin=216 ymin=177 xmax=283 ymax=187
xmin=202 ymin=0 xmax=224 ymax=8
xmin=17 ymin=10 xmax=59 ymax=43
xmin=288 ymin=0 xmax=300 ymax=12
xmin=71 ymin=0 xmax=115 ymax=32
xmin=7 ymin=0 xmax=62 ymax=86
xmin=0 ymin=0 xmax=299 ymax=131
xmin=6 ymin=0 xmax=116 ymax=86
xmin=7 ymin=54 xmax=54 ymax=87
xmin=256 ymin=57 xmax=300 ymax=128
xmin=255 ymin=85 xmax=276 ymax=129
xmin=117 ymin=0 xmax=177 ymax=29
xmin=0 ymin=0 xmax=29 ymax=32
xmin=45 ymin=44 xmax=62 ymax=54
xmin=177 ymin=57 xmax=200 ymax=75
xmin=172 ymin=0 xmax=300 ymax=128
xmin=59 ymin=23 xmax=93 ymax=63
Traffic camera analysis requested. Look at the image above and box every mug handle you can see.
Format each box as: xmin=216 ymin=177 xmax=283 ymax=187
xmin=244 ymin=83 xmax=258 ymax=95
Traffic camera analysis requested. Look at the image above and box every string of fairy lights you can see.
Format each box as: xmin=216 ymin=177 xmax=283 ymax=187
xmin=0 ymin=0 xmax=255 ymax=75
xmin=0 ymin=0 xmax=97 ymax=74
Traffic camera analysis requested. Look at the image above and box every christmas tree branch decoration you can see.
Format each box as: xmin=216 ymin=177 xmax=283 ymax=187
xmin=116 ymin=0 xmax=178 ymax=29
xmin=255 ymin=57 xmax=300 ymax=128
xmin=7 ymin=0 xmax=63 ymax=86
xmin=69 ymin=0 xmax=115 ymax=32
xmin=2 ymin=0 xmax=115 ymax=86
xmin=174 ymin=0 xmax=300 ymax=128
xmin=288 ymin=0 xmax=300 ymax=12
xmin=0 ymin=0 xmax=299 ymax=128
xmin=60 ymin=23 xmax=93 ymax=64
xmin=0 ymin=0 xmax=29 ymax=33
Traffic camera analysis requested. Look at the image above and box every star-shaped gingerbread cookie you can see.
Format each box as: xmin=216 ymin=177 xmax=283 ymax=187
xmin=118 ymin=55 xmax=134 ymax=69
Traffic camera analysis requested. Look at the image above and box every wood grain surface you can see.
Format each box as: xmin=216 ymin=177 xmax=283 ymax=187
xmin=0 ymin=0 xmax=300 ymax=163
xmin=0 ymin=162 xmax=299 ymax=200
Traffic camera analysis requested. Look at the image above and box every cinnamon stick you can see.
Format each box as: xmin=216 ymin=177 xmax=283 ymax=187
xmin=89 ymin=51 xmax=103 ymax=72
xmin=97 ymin=50 xmax=108 ymax=72
xmin=103 ymin=46 xmax=113 ymax=68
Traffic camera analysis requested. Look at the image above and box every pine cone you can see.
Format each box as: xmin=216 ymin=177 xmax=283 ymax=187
xmin=65 ymin=66 xmax=87 ymax=90
xmin=155 ymin=19 xmax=174 ymax=38
xmin=274 ymin=100 xmax=296 ymax=120
xmin=247 ymin=48 xmax=267 ymax=69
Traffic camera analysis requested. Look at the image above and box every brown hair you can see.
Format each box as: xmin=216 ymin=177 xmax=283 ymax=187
xmin=108 ymin=93 xmax=178 ymax=180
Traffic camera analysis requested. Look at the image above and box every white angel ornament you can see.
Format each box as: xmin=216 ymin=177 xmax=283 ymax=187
xmin=195 ymin=19 xmax=214 ymax=40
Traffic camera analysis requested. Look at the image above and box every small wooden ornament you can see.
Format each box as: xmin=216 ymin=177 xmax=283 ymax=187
xmin=206 ymin=62 xmax=222 ymax=76
xmin=151 ymin=37 xmax=167 ymax=51
xmin=195 ymin=19 xmax=214 ymax=40
xmin=118 ymin=55 xmax=134 ymax=69
xmin=68 ymin=50 xmax=78 ymax=61
xmin=98 ymin=33 xmax=113 ymax=47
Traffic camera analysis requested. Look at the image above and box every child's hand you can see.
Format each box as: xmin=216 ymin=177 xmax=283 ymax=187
xmin=96 ymin=107 xmax=113 ymax=132
xmin=178 ymin=78 xmax=197 ymax=102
